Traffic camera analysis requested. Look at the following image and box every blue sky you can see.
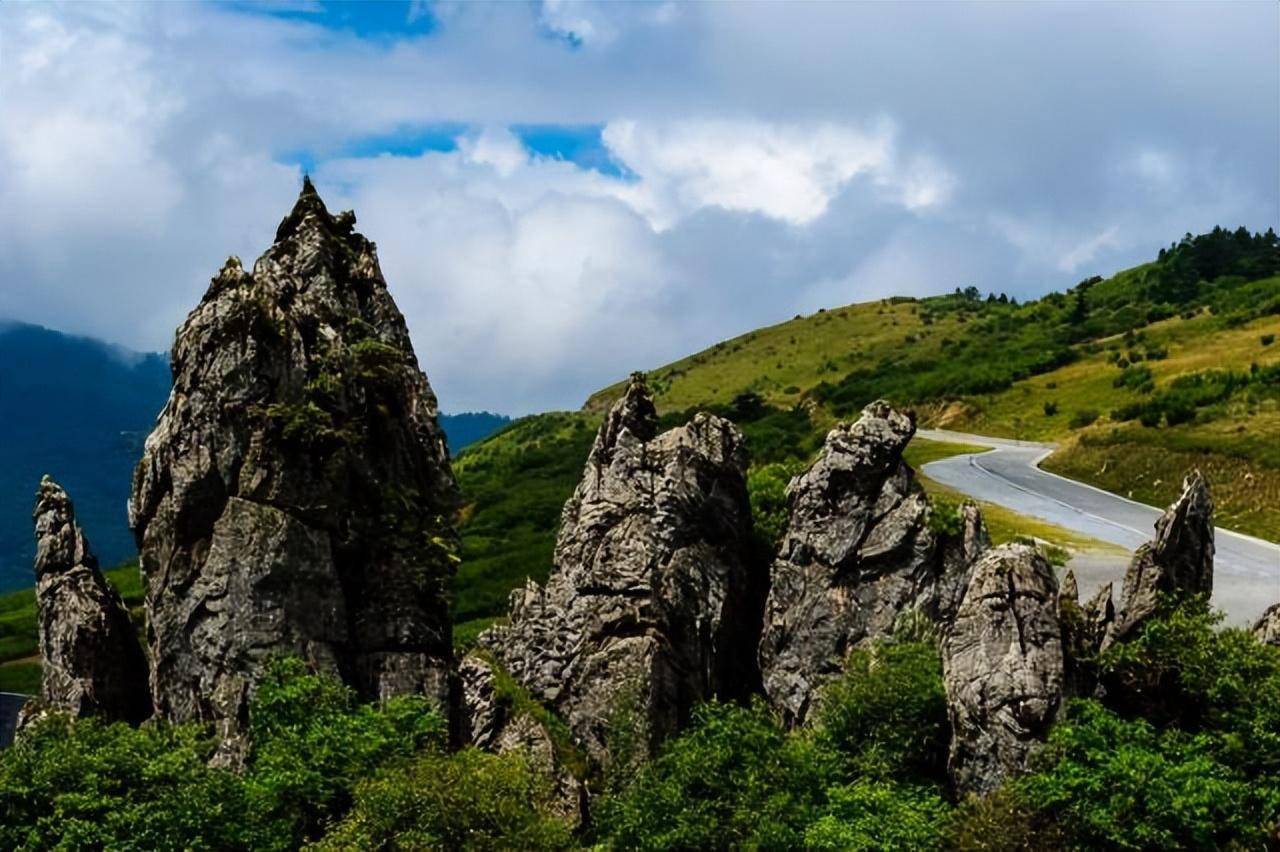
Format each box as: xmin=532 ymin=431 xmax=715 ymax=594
xmin=1 ymin=1 xmax=1276 ymax=413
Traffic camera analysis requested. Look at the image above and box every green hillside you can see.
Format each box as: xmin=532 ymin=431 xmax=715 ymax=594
xmin=446 ymin=228 xmax=1278 ymax=642
xmin=586 ymin=228 xmax=1280 ymax=538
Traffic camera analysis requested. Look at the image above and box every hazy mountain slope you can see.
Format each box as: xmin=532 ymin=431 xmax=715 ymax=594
xmin=0 ymin=322 xmax=170 ymax=592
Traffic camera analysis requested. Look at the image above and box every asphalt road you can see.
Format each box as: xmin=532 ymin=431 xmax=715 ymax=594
xmin=916 ymin=428 xmax=1280 ymax=626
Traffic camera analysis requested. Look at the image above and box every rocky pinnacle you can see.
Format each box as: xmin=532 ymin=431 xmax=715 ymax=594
xmin=481 ymin=374 xmax=763 ymax=767
xmin=29 ymin=476 xmax=150 ymax=725
xmin=129 ymin=178 xmax=459 ymax=752
xmin=759 ymin=401 xmax=987 ymax=725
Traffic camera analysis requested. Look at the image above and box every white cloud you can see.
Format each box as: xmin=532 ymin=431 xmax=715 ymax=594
xmin=601 ymin=119 xmax=903 ymax=228
xmin=0 ymin=0 xmax=1275 ymax=414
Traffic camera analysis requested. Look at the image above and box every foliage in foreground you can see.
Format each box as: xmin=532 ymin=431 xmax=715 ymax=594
xmin=0 ymin=659 xmax=562 ymax=851
xmin=2 ymin=601 xmax=1279 ymax=850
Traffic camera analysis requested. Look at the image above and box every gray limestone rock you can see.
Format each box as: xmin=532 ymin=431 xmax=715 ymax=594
xmin=1108 ymin=471 xmax=1214 ymax=646
xmin=758 ymin=401 xmax=988 ymax=725
xmin=458 ymin=654 xmax=586 ymax=825
xmin=943 ymin=543 xmax=1064 ymax=796
xmin=129 ymin=179 xmax=459 ymax=747
xmin=481 ymin=375 xmax=763 ymax=767
xmin=1252 ymin=603 xmax=1280 ymax=647
xmin=27 ymin=477 xmax=150 ymax=725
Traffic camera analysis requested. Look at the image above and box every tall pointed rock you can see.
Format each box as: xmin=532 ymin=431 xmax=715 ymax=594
xmin=1108 ymin=471 xmax=1214 ymax=645
xmin=481 ymin=375 xmax=763 ymax=767
xmin=29 ymin=477 xmax=150 ymax=724
xmin=759 ymin=401 xmax=988 ymax=725
xmin=130 ymin=180 xmax=459 ymax=748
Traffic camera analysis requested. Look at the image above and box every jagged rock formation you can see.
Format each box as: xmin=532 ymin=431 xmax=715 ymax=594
xmin=481 ymin=375 xmax=762 ymax=766
xmin=27 ymin=477 xmax=150 ymax=724
xmin=129 ymin=179 xmax=459 ymax=750
xmin=759 ymin=401 xmax=988 ymax=725
xmin=1107 ymin=471 xmax=1214 ymax=647
xmin=1254 ymin=603 xmax=1280 ymax=647
xmin=1059 ymin=574 xmax=1114 ymax=697
xmin=458 ymin=654 xmax=585 ymax=824
xmin=943 ymin=543 xmax=1063 ymax=796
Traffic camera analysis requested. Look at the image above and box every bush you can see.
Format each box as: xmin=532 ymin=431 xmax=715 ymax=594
xmin=814 ymin=642 xmax=948 ymax=781
xmin=748 ymin=462 xmax=804 ymax=548
xmin=313 ymin=748 xmax=574 ymax=850
xmin=0 ymin=715 xmax=254 ymax=851
xmin=595 ymin=700 xmax=829 ymax=849
xmin=246 ymin=658 xmax=447 ymax=846
xmin=1042 ymin=401 xmax=1058 ymax=416
xmin=1068 ymin=409 xmax=1099 ymax=429
xmin=1263 ymin=334 xmax=1275 ymax=346
xmin=1021 ymin=700 xmax=1277 ymax=849
xmin=804 ymin=779 xmax=949 ymax=850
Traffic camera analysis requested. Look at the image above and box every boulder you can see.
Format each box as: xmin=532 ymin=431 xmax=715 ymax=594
xmin=27 ymin=477 xmax=150 ymax=724
xmin=1107 ymin=471 xmax=1214 ymax=646
xmin=759 ymin=401 xmax=988 ymax=724
xmin=1253 ymin=603 xmax=1280 ymax=647
xmin=129 ymin=179 xmax=459 ymax=750
xmin=943 ymin=543 xmax=1064 ymax=796
xmin=481 ymin=375 xmax=762 ymax=767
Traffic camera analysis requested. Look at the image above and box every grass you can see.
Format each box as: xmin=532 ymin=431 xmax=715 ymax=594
xmin=0 ymin=562 xmax=143 ymax=683
xmin=902 ymin=438 xmax=989 ymax=468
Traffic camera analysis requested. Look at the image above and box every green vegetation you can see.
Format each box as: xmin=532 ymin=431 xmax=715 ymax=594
xmin=3 ymin=603 xmax=1276 ymax=848
xmin=0 ymin=659 xmax=563 ymax=851
xmin=585 ymin=227 xmax=1280 ymax=540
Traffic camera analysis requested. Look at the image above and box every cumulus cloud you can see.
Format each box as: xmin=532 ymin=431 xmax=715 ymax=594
xmin=0 ymin=0 xmax=1275 ymax=413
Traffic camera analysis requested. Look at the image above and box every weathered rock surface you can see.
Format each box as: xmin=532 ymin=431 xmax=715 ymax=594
xmin=458 ymin=654 xmax=585 ymax=825
xmin=28 ymin=477 xmax=150 ymax=724
xmin=129 ymin=179 xmax=459 ymax=746
xmin=481 ymin=375 xmax=763 ymax=766
xmin=1059 ymin=574 xmax=1114 ymax=698
xmin=943 ymin=543 xmax=1064 ymax=796
xmin=759 ymin=401 xmax=988 ymax=725
xmin=1253 ymin=603 xmax=1280 ymax=647
xmin=1107 ymin=471 xmax=1214 ymax=646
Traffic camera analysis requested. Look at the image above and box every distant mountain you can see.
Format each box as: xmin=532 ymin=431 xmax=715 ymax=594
xmin=0 ymin=322 xmax=170 ymax=593
xmin=0 ymin=320 xmax=508 ymax=592
xmin=440 ymin=411 xmax=511 ymax=450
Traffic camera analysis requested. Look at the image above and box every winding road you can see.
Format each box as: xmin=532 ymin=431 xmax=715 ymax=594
xmin=916 ymin=429 xmax=1280 ymax=626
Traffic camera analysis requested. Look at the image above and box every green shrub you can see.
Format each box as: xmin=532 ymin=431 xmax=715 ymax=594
xmin=1021 ymin=700 xmax=1277 ymax=849
xmin=246 ymin=658 xmax=446 ymax=846
xmin=595 ymin=700 xmax=829 ymax=849
xmin=1068 ymin=408 xmax=1099 ymax=429
xmin=313 ymin=748 xmax=574 ymax=851
xmin=0 ymin=715 xmax=254 ymax=851
xmin=1042 ymin=401 xmax=1058 ymax=416
xmin=814 ymin=641 xmax=948 ymax=782
xmin=748 ymin=461 xmax=803 ymax=547
xmin=804 ymin=779 xmax=948 ymax=850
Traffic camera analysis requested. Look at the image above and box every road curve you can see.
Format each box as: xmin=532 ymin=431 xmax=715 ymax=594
xmin=916 ymin=428 xmax=1280 ymax=626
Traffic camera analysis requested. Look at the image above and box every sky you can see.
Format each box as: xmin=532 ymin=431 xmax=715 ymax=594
xmin=1 ymin=1 xmax=1277 ymax=414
